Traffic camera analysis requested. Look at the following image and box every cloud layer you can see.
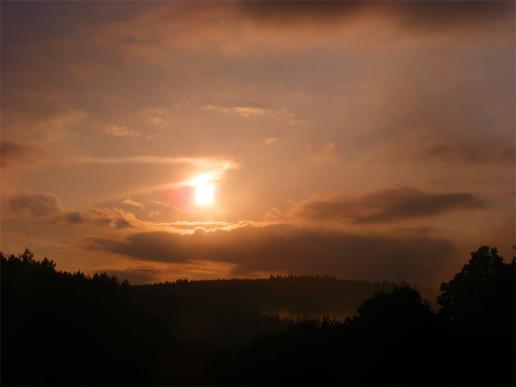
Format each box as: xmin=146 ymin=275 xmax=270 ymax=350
xmin=0 ymin=140 xmax=37 ymax=168
xmin=239 ymin=0 xmax=512 ymax=31
xmin=6 ymin=193 xmax=60 ymax=217
xmin=290 ymin=187 xmax=483 ymax=223
xmin=89 ymin=223 xmax=454 ymax=282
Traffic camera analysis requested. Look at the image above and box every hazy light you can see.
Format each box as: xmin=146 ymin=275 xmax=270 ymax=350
xmin=194 ymin=182 xmax=215 ymax=206
xmin=189 ymin=174 xmax=217 ymax=207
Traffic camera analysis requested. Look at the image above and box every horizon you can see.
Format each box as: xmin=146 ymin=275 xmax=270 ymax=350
xmin=4 ymin=248 xmax=439 ymax=286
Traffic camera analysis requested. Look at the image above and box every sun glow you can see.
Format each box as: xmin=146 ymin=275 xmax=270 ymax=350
xmin=191 ymin=174 xmax=216 ymax=207
xmin=195 ymin=182 xmax=215 ymax=206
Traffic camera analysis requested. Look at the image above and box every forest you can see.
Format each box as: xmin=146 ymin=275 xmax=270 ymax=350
xmin=1 ymin=246 xmax=514 ymax=385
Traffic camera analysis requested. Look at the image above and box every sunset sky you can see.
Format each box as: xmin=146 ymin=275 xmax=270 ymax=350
xmin=1 ymin=1 xmax=514 ymax=285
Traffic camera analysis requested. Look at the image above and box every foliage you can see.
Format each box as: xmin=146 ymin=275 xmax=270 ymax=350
xmin=438 ymin=246 xmax=515 ymax=331
xmin=1 ymin=246 xmax=514 ymax=385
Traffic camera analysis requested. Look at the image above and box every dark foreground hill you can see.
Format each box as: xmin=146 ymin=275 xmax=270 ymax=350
xmin=137 ymin=275 xmax=439 ymax=320
xmin=1 ymin=246 xmax=514 ymax=385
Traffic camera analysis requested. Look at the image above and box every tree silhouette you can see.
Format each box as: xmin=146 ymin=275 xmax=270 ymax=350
xmin=436 ymin=246 xmax=515 ymax=385
xmin=348 ymin=284 xmax=436 ymax=330
xmin=438 ymin=246 xmax=515 ymax=331
xmin=1 ymin=246 xmax=514 ymax=385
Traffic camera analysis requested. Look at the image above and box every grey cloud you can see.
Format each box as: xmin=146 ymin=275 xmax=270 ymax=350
xmin=6 ymin=192 xmax=136 ymax=230
xmin=114 ymin=218 xmax=132 ymax=229
xmin=89 ymin=224 xmax=455 ymax=283
xmin=7 ymin=192 xmax=60 ymax=217
xmin=291 ymin=187 xmax=483 ymax=224
xmin=91 ymin=231 xmax=187 ymax=263
xmin=63 ymin=208 xmax=135 ymax=229
xmin=425 ymin=144 xmax=514 ymax=165
xmin=239 ymin=1 xmax=512 ymax=31
xmin=64 ymin=211 xmax=83 ymax=224
xmin=0 ymin=140 xmax=36 ymax=167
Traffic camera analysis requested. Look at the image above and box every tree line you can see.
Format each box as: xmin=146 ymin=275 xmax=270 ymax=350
xmin=1 ymin=246 xmax=514 ymax=385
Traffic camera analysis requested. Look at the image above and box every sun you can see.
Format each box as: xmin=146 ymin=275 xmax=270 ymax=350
xmin=188 ymin=173 xmax=218 ymax=207
xmin=194 ymin=181 xmax=215 ymax=206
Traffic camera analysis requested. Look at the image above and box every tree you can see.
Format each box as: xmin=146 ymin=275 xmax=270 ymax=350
xmin=348 ymin=284 xmax=436 ymax=332
xmin=19 ymin=248 xmax=34 ymax=263
xmin=438 ymin=246 xmax=515 ymax=332
xmin=437 ymin=246 xmax=515 ymax=385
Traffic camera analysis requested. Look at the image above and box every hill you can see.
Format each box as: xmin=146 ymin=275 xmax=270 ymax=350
xmin=1 ymin=247 xmax=513 ymax=385
xmin=138 ymin=275 xmax=438 ymax=320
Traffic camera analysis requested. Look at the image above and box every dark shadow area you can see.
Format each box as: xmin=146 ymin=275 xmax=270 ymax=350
xmin=1 ymin=246 xmax=514 ymax=385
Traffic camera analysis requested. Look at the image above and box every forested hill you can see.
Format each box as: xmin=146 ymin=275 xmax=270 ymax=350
xmin=1 ymin=247 xmax=514 ymax=385
xmin=139 ymin=276 xmax=438 ymax=319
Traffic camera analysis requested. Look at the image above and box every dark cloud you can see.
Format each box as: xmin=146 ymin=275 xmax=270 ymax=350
xmin=239 ymin=0 xmax=512 ymax=31
xmin=114 ymin=218 xmax=132 ymax=229
xmin=91 ymin=231 xmax=188 ymax=263
xmin=7 ymin=192 xmax=60 ymax=217
xmin=89 ymin=224 xmax=455 ymax=282
xmin=291 ymin=187 xmax=483 ymax=224
xmin=0 ymin=140 xmax=35 ymax=167
xmin=64 ymin=211 xmax=83 ymax=224
xmin=62 ymin=208 xmax=135 ymax=229
xmin=425 ymin=144 xmax=514 ymax=165
xmin=239 ymin=1 xmax=368 ymax=25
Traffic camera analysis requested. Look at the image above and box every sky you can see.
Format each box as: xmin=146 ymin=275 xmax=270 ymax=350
xmin=1 ymin=0 xmax=514 ymax=285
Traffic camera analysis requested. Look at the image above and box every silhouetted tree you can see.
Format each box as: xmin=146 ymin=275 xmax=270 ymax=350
xmin=348 ymin=284 xmax=436 ymax=330
xmin=438 ymin=246 xmax=515 ymax=331
xmin=436 ymin=246 xmax=515 ymax=385
xmin=1 ymin=246 xmax=514 ymax=385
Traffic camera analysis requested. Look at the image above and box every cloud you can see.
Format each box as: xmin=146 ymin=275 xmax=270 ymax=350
xmin=163 ymin=220 xmax=233 ymax=231
xmin=424 ymin=143 xmax=514 ymax=165
xmin=105 ymin=124 xmax=141 ymax=138
xmin=312 ymin=142 xmax=338 ymax=163
xmin=290 ymin=187 xmax=483 ymax=224
xmin=89 ymin=0 xmax=511 ymax=65
xmin=122 ymin=198 xmax=145 ymax=210
xmin=77 ymin=155 xmax=198 ymax=165
xmin=88 ymin=223 xmax=455 ymax=282
xmin=200 ymin=105 xmax=251 ymax=115
xmin=2 ymin=189 xmax=140 ymax=231
xmin=76 ymin=156 xmax=238 ymax=170
xmin=239 ymin=1 xmax=512 ymax=32
xmin=265 ymin=137 xmax=279 ymax=145
xmin=1 ymin=94 xmax=88 ymax=142
xmin=0 ymin=140 xmax=37 ymax=168
xmin=2 ymin=190 xmax=139 ymax=232
xmin=1 ymin=0 xmax=512 ymax=281
xmin=233 ymin=106 xmax=266 ymax=117
xmin=64 ymin=211 xmax=83 ymax=224
xmin=6 ymin=192 xmax=60 ymax=217
xmin=201 ymin=105 xmax=303 ymax=125
xmin=62 ymin=208 xmax=137 ymax=229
